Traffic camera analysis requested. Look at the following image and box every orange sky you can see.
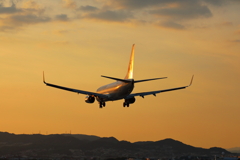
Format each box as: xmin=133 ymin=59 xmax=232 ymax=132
xmin=0 ymin=0 xmax=240 ymax=149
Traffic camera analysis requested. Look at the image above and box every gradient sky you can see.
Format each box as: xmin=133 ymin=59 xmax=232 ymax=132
xmin=0 ymin=0 xmax=240 ymax=149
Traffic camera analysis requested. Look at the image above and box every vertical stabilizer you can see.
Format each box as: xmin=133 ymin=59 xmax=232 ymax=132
xmin=125 ymin=44 xmax=135 ymax=79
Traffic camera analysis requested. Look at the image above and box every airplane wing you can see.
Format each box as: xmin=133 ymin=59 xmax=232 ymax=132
xmin=43 ymin=72 xmax=108 ymax=99
xmin=125 ymin=75 xmax=194 ymax=99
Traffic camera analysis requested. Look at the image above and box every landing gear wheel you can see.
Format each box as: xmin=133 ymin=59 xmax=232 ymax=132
xmin=99 ymin=102 xmax=106 ymax=108
xmin=123 ymin=102 xmax=129 ymax=107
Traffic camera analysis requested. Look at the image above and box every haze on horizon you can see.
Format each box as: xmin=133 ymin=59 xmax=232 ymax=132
xmin=0 ymin=0 xmax=240 ymax=149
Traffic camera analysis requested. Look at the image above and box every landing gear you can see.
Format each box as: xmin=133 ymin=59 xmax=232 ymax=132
xmin=123 ymin=102 xmax=129 ymax=107
xmin=123 ymin=97 xmax=135 ymax=107
xmin=99 ymin=102 xmax=106 ymax=108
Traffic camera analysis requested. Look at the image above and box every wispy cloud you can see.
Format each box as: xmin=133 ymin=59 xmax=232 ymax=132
xmin=0 ymin=1 xmax=51 ymax=32
xmin=230 ymin=39 xmax=240 ymax=43
xmin=156 ymin=21 xmax=186 ymax=30
xmin=76 ymin=0 xmax=216 ymax=29
xmin=0 ymin=14 xmax=51 ymax=32
xmin=202 ymin=0 xmax=226 ymax=6
xmin=21 ymin=0 xmax=44 ymax=12
xmin=92 ymin=0 xmax=239 ymax=29
xmin=83 ymin=10 xmax=133 ymax=22
xmin=219 ymin=22 xmax=233 ymax=27
xmin=106 ymin=0 xmax=235 ymax=9
xmin=9 ymin=14 xmax=51 ymax=24
xmin=55 ymin=14 xmax=69 ymax=22
xmin=149 ymin=4 xmax=212 ymax=20
xmin=53 ymin=29 xmax=69 ymax=35
xmin=0 ymin=2 xmax=22 ymax=14
xmin=0 ymin=0 xmax=239 ymax=32
xmin=62 ymin=0 xmax=77 ymax=9
xmin=78 ymin=5 xmax=98 ymax=12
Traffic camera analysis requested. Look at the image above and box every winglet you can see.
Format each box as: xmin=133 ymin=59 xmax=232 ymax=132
xmin=189 ymin=75 xmax=194 ymax=87
xmin=43 ymin=71 xmax=46 ymax=84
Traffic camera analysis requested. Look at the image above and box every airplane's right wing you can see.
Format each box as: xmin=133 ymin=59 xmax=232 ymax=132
xmin=125 ymin=75 xmax=194 ymax=99
xmin=43 ymin=73 xmax=108 ymax=99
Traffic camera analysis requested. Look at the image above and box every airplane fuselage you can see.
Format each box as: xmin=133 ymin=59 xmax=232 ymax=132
xmin=96 ymin=81 xmax=134 ymax=102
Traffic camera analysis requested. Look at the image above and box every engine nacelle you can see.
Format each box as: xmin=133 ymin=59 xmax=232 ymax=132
xmin=125 ymin=97 xmax=136 ymax=104
xmin=85 ymin=95 xmax=95 ymax=103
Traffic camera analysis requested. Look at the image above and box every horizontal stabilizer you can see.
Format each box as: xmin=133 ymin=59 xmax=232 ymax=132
xmin=125 ymin=75 xmax=194 ymax=99
xmin=101 ymin=75 xmax=132 ymax=83
xmin=134 ymin=77 xmax=167 ymax=83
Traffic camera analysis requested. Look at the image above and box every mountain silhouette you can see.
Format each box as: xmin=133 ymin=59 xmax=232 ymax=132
xmin=227 ymin=147 xmax=240 ymax=153
xmin=0 ymin=132 xmax=231 ymax=157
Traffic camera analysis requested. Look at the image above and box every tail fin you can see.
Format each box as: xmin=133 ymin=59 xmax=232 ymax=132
xmin=125 ymin=44 xmax=135 ymax=79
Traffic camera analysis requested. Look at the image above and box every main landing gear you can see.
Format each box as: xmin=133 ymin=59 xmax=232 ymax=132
xmin=123 ymin=97 xmax=135 ymax=107
xmin=99 ymin=102 xmax=106 ymax=108
xmin=123 ymin=102 xmax=129 ymax=107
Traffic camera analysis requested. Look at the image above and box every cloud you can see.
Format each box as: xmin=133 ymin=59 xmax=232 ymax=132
xmin=219 ymin=22 xmax=233 ymax=27
xmin=108 ymin=0 xmax=194 ymax=9
xmin=0 ymin=1 xmax=51 ymax=32
xmin=0 ymin=14 xmax=51 ymax=31
xmin=9 ymin=14 xmax=51 ymax=24
xmin=0 ymin=25 xmax=16 ymax=32
xmin=53 ymin=29 xmax=69 ymax=35
xmin=216 ymin=22 xmax=234 ymax=29
xmin=1 ymin=16 xmax=50 ymax=31
xmin=157 ymin=21 xmax=186 ymax=30
xmin=0 ymin=2 xmax=22 ymax=14
xmin=22 ymin=0 xmax=42 ymax=10
xmin=107 ymin=0 xmax=236 ymax=9
xmin=62 ymin=0 xmax=77 ymax=9
xmin=202 ymin=0 xmax=226 ymax=6
xmin=230 ymin=39 xmax=240 ymax=43
xmin=55 ymin=14 xmax=69 ymax=21
xmin=107 ymin=0 xmax=176 ymax=9
xmin=96 ymin=0 xmax=214 ymax=29
xmin=78 ymin=5 xmax=98 ymax=12
xmin=1 ymin=0 xmax=239 ymax=32
xmin=84 ymin=10 xmax=133 ymax=22
xmin=149 ymin=4 xmax=212 ymax=20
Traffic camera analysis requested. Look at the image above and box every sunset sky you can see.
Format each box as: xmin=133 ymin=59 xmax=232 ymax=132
xmin=1 ymin=0 xmax=240 ymax=149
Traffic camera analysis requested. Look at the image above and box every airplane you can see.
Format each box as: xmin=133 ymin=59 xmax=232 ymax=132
xmin=43 ymin=44 xmax=194 ymax=108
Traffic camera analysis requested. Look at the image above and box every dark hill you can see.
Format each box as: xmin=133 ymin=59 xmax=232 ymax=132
xmin=0 ymin=132 xmax=231 ymax=157
xmin=63 ymin=134 xmax=100 ymax=141
xmin=135 ymin=138 xmax=207 ymax=154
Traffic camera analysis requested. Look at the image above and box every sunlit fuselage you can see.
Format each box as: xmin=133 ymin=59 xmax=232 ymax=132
xmin=96 ymin=81 xmax=134 ymax=102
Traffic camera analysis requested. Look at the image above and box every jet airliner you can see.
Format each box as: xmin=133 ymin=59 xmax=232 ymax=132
xmin=43 ymin=44 xmax=193 ymax=108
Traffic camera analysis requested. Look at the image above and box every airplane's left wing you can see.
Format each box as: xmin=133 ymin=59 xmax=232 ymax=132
xmin=125 ymin=75 xmax=194 ymax=99
xmin=43 ymin=72 xmax=108 ymax=99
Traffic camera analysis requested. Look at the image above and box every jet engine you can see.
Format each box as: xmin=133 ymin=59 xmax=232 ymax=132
xmin=85 ymin=95 xmax=95 ymax=103
xmin=125 ymin=97 xmax=136 ymax=104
